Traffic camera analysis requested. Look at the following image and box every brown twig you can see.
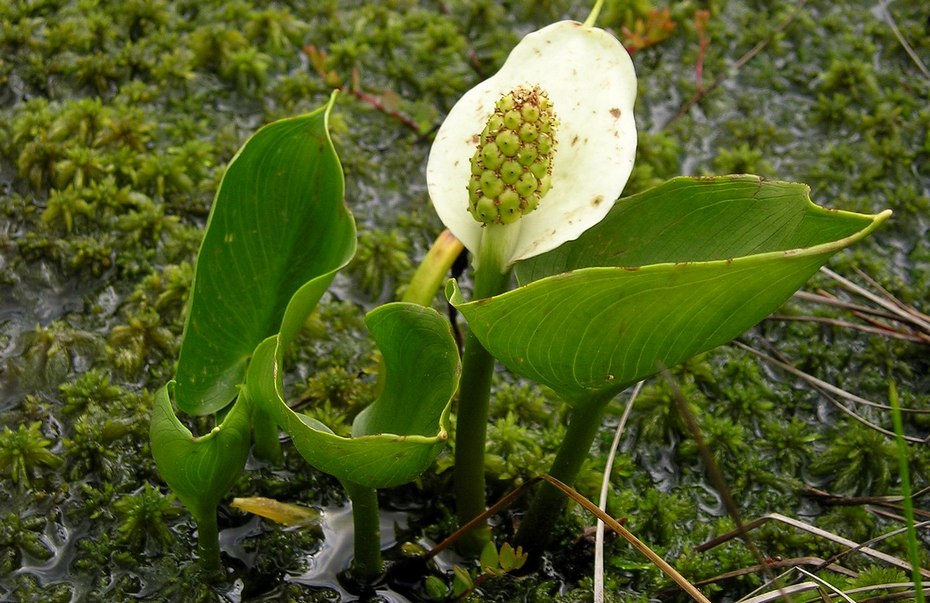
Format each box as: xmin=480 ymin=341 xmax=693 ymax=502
xmin=767 ymin=314 xmax=928 ymax=343
xmin=694 ymin=10 xmax=711 ymax=93
xmin=424 ymin=471 xmax=710 ymax=601
xmin=538 ymin=475 xmax=712 ymax=603
xmin=664 ymin=0 xmax=809 ymax=128
xmin=347 ymin=85 xmax=423 ymax=133
xmin=735 ymin=340 xmax=930 ymax=417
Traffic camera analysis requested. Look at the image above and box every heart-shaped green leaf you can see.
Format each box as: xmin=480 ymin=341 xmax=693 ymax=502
xmin=244 ymin=303 xmax=459 ymax=488
xmin=150 ymin=382 xmax=251 ymax=523
xmin=175 ymin=93 xmax=356 ymax=415
xmin=450 ymin=176 xmax=890 ymax=406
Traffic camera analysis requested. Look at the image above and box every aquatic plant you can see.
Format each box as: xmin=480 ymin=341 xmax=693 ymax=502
xmin=0 ymin=422 xmax=62 ymax=488
xmin=133 ymin=0 xmax=898 ymax=592
xmin=428 ymin=10 xmax=638 ymax=551
xmin=428 ymin=4 xmax=890 ymax=554
xmin=151 ymin=96 xmax=460 ymax=582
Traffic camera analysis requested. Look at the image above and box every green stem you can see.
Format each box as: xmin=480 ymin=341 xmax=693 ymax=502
xmin=583 ymin=0 xmax=605 ymax=27
xmin=251 ymin=407 xmax=282 ymax=464
xmin=454 ymin=260 xmax=511 ymax=555
xmin=342 ymin=480 xmax=383 ymax=583
xmin=402 ymin=229 xmax=464 ymax=306
xmin=889 ymin=382 xmax=925 ymax=602
xmin=371 ymin=229 xmax=464 ymax=397
xmin=194 ymin=509 xmax=221 ymax=573
xmin=515 ymin=394 xmax=612 ymax=552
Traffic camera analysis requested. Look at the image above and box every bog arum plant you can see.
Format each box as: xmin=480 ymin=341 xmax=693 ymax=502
xmin=151 ymin=94 xmax=460 ymax=582
xmin=427 ymin=13 xmax=638 ymax=551
xmin=427 ymin=5 xmax=891 ymax=555
xmin=149 ymin=1 xmax=892 ymax=583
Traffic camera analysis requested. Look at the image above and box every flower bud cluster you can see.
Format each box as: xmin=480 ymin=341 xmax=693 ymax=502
xmin=467 ymin=86 xmax=557 ymax=225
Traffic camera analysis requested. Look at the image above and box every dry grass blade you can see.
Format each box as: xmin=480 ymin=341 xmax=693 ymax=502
xmin=735 ymin=340 xmax=930 ymax=420
xmin=740 ymin=583 xmax=930 ymax=603
xmin=689 ymin=556 xmax=858 ymax=589
xmin=781 ymin=268 xmax=930 ymax=344
xmin=538 ymin=474 xmax=712 ymax=603
xmin=867 ymin=504 xmax=930 ymax=522
xmin=594 ymin=381 xmax=643 ymax=603
xmin=769 ymin=314 xmax=928 ymax=343
xmin=795 ymin=567 xmax=856 ymax=602
xmin=852 ymin=267 xmax=930 ymax=324
xmin=811 ymin=518 xmax=930 ymax=580
xmin=858 ymin=586 xmax=930 ymax=602
xmin=820 ymin=267 xmax=930 ymax=334
xmin=793 ymin=290 xmax=903 ymax=322
xmin=696 ymin=513 xmax=930 ymax=579
xmin=738 ymin=582 xmax=834 ymax=603
xmin=878 ymin=0 xmax=930 ymax=80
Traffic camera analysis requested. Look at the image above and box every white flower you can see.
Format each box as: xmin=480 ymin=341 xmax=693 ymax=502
xmin=427 ymin=20 xmax=638 ymax=266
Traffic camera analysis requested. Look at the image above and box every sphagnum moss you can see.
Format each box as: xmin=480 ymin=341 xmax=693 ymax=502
xmin=0 ymin=0 xmax=928 ymax=600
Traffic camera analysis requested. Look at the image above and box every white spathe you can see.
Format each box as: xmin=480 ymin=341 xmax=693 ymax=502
xmin=427 ymin=20 xmax=638 ymax=265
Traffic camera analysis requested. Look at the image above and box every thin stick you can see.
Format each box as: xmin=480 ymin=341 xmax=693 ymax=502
xmin=664 ymin=0 xmax=809 ymax=128
xmin=734 ymin=341 xmax=930 ymax=416
xmin=696 ymin=513 xmax=930 ymax=579
xmin=767 ymin=315 xmax=927 ymax=343
xmin=821 ymin=267 xmax=930 ymax=333
xmin=594 ymin=382 xmax=643 ymax=603
xmin=878 ymin=0 xmax=930 ymax=81
xmin=425 ymin=478 xmax=537 ymax=561
xmin=793 ymin=290 xmax=902 ymax=321
xmin=853 ymin=267 xmax=930 ymax=324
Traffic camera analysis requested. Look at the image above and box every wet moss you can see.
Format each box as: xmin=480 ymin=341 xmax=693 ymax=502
xmin=0 ymin=0 xmax=928 ymax=600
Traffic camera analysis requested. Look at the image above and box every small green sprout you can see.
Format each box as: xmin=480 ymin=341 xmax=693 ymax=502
xmin=114 ymin=484 xmax=182 ymax=550
xmin=0 ymin=422 xmax=62 ymax=488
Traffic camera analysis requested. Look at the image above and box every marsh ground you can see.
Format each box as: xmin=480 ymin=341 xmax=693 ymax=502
xmin=0 ymin=1 xmax=928 ymax=601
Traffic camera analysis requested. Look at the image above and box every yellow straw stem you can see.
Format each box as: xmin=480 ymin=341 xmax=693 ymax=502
xmin=584 ymin=0 xmax=605 ymax=27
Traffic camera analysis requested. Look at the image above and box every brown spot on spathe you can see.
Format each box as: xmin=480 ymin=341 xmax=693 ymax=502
xmin=592 ymin=195 xmax=604 ymax=207
xmin=610 ymin=107 xmax=621 ymax=118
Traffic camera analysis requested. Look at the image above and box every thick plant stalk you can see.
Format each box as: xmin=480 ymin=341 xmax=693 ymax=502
xmin=342 ymin=480 xmax=383 ymax=583
xmin=194 ymin=509 xmax=221 ymax=573
xmin=515 ymin=393 xmax=613 ymax=552
xmin=454 ymin=258 xmax=511 ymax=555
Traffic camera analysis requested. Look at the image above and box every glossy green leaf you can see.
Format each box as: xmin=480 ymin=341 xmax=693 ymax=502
xmin=450 ymin=176 xmax=891 ymax=406
xmin=244 ymin=303 xmax=459 ymax=488
xmin=175 ymin=94 xmax=356 ymax=415
xmin=150 ymin=382 xmax=251 ymax=522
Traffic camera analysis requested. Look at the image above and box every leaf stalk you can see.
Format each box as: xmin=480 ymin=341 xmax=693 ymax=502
xmin=342 ymin=480 xmax=384 ymax=583
xmin=515 ymin=393 xmax=612 ymax=551
xmin=454 ymin=232 xmax=512 ymax=554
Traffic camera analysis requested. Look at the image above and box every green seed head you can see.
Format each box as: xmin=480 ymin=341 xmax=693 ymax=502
xmin=467 ymin=85 xmax=557 ymax=225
